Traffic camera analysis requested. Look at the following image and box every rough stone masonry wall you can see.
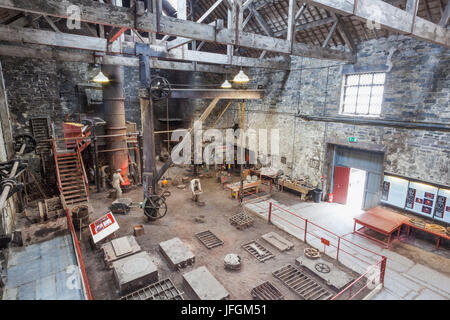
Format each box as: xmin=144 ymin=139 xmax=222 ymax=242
xmin=0 ymin=56 xmax=223 ymax=157
xmin=216 ymin=35 xmax=449 ymax=188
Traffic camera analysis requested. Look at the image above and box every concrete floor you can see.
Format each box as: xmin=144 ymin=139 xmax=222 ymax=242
xmin=245 ymin=191 xmax=450 ymax=300
xmin=81 ymin=167 xmax=450 ymax=300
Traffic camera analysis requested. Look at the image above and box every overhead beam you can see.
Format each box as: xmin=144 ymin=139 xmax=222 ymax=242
xmin=43 ymin=15 xmax=60 ymax=32
xmin=439 ymin=2 xmax=450 ymax=27
xmin=0 ymin=25 xmax=289 ymax=69
xmin=286 ymin=0 xmax=297 ymax=52
xmin=249 ymin=3 xmax=273 ymax=36
xmin=332 ymin=14 xmax=355 ymax=52
xmin=301 ymin=0 xmax=449 ymax=47
xmin=107 ymin=27 xmax=128 ymax=42
xmin=170 ymin=89 xmax=264 ymax=99
xmin=273 ymin=16 xmax=335 ymax=37
xmin=322 ymin=18 xmax=338 ymax=48
xmin=0 ymin=43 xmax=238 ymax=73
xmin=0 ymin=0 xmax=355 ymax=61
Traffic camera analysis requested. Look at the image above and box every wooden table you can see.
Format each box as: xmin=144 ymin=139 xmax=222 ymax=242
xmin=250 ymin=169 xmax=277 ymax=192
xmin=353 ymin=207 xmax=409 ymax=248
xmin=226 ymin=180 xmax=261 ymax=199
xmin=280 ymin=180 xmax=314 ymax=200
xmin=403 ymin=222 xmax=450 ymax=249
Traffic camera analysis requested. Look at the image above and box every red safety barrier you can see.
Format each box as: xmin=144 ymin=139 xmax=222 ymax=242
xmin=66 ymin=208 xmax=93 ymax=300
xmin=241 ymin=186 xmax=387 ymax=300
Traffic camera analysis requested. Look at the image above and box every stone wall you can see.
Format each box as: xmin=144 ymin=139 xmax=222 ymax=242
xmin=218 ymin=35 xmax=449 ymax=188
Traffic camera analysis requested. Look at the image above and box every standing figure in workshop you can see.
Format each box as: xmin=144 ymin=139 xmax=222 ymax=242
xmin=112 ymin=169 xmax=124 ymax=199
xmin=190 ymin=178 xmax=203 ymax=203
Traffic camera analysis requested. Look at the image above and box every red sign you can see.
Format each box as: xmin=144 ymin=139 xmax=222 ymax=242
xmin=90 ymin=212 xmax=116 ymax=235
xmin=321 ymin=238 xmax=330 ymax=246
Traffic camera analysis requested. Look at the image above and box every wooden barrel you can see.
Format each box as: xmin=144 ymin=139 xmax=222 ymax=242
xmin=72 ymin=205 xmax=90 ymax=230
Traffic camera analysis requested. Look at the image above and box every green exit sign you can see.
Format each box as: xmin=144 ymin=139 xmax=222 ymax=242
xmin=348 ymin=137 xmax=357 ymax=143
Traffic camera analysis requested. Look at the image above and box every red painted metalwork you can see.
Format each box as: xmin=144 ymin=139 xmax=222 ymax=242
xmin=66 ymin=208 xmax=93 ymax=300
xmin=241 ymin=187 xmax=387 ymax=299
xmin=268 ymin=202 xmax=272 ymax=223
xmin=404 ymin=222 xmax=450 ymax=249
xmin=75 ymin=138 xmax=90 ymax=200
xmin=353 ymin=207 xmax=409 ymax=248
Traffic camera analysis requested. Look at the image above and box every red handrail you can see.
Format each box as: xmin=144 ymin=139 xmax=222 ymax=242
xmin=242 ymin=186 xmax=387 ymax=299
xmin=75 ymin=138 xmax=90 ymax=200
xmin=66 ymin=208 xmax=93 ymax=300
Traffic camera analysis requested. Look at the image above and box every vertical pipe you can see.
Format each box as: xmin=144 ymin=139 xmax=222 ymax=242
xmin=304 ymin=219 xmax=308 ymax=243
xmin=102 ymin=65 xmax=129 ymax=185
xmin=336 ymin=237 xmax=341 ymax=262
xmin=268 ymin=202 xmax=272 ymax=223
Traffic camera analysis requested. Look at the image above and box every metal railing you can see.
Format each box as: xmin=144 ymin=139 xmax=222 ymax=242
xmin=66 ymin=207 xmax=93 ymax=300
xmin=241 ymin=188 xmax=387 ymax=300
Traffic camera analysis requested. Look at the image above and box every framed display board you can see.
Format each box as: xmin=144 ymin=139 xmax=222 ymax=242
xmin=433 ymin=189 xmax=450 ymax=224
xmin=405 ymin=182 xmax=438 ymax=218
xmin=381 ymin=175 xmax=409 ymax=209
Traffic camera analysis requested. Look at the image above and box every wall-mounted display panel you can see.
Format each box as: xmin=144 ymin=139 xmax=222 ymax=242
xmin=405 ymin=182 xmax=438 ymax=218
xmin=433 ymin=189 xmax=450 ymax=224
xmin=381 ymin=175 xmax=409 ymax=208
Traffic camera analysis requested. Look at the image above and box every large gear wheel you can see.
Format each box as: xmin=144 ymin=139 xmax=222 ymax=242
xmin=304 ymin=247 xmax=321 ymax=259
xmin=143 ymin=194 xmax=168 ymax=221
xmin=149 ymin=76 xmax=171 ymax=100
xmin=315 ymin=262 xmax=331 ymax=274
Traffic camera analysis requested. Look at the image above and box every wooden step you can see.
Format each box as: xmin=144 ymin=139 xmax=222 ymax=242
xmin=58 ymin=160 xmax=78 ymax=166
xmin=60 ymin=179 xmax=84 ymax=184
xmin=59 ymin=169 xmax=80 ymax=174
xmin=62 ymin=185 xmax=85 ymax=191
xmin=61 ymin=180 xmax=84 ymax=185
xmin=64 ymin=193 xmax=87 ymax=200
xmin=63 ymin=189 xmax=86 ymax=196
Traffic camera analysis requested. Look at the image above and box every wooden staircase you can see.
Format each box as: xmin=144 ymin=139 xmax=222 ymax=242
xmin=55 ymin=152 xmax=89 ymax=206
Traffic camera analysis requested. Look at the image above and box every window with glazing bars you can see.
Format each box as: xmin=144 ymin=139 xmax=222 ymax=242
xmin=340 ymin=72 xmax=386 ymax=116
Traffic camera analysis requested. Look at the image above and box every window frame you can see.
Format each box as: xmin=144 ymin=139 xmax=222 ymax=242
xmin=339 ymin=72 xmax=386 ymax=117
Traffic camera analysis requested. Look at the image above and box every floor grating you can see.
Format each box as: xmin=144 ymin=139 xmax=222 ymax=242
xmin=272 ymin=264 xmax=334 ymax=300
xmin=242 ymin=240 xmax=274 ymax=262
xmin=195 ymin=230 xmax=224 ymax=249
xmin=120 ymin=278 xmax=183 ymax=300
xmin=251 ymin=281 xmax=284 ymax=300
xmin=229 ymin=212 xmax=254 ymax=230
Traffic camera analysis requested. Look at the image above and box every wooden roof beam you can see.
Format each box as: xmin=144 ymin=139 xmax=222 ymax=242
xmin=0 ymin=0 xmax=355 ymax=62
xmin=302 ymin=0 xmax=449 ymax=47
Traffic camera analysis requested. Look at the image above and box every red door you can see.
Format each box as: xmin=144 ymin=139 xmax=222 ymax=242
xmin=333 ymin=166 xmax=351 ymax=204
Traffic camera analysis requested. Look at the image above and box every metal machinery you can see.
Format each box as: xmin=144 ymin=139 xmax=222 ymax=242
xmin=0 ymin=134 xmax=36 ymax=246
xmin=136 ymin=44 xmax=173 ymax=221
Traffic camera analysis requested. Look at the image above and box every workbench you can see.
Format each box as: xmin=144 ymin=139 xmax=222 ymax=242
xmin=250 ymin=169 xmax=277 ymax=192
xmin=280 ymin=179 xmax=314 ymax=200
xmin=403 ymin=222 xmax=450 ymax=249
xmin=226 ymin=180 xmax=261 ymax=199
xmin=353 ymin=207 xmax=409 ymax=248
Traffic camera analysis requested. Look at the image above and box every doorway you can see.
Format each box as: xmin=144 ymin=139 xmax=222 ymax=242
xmin=331 ymin=146 xmax=384 ymax=210
xmin=347 ymin=168 xmax=367 ymax=209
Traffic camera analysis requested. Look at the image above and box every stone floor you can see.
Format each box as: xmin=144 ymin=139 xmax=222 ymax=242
xmin=245 ymin=192 xmax=450 ymax=300
xmin=80 ymin=166 xmax=449 ymax=300
xmin=81 ymin=167 xmax=361 ymax=300
xmin=8 ymin=165 xmax=445 ymax=300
